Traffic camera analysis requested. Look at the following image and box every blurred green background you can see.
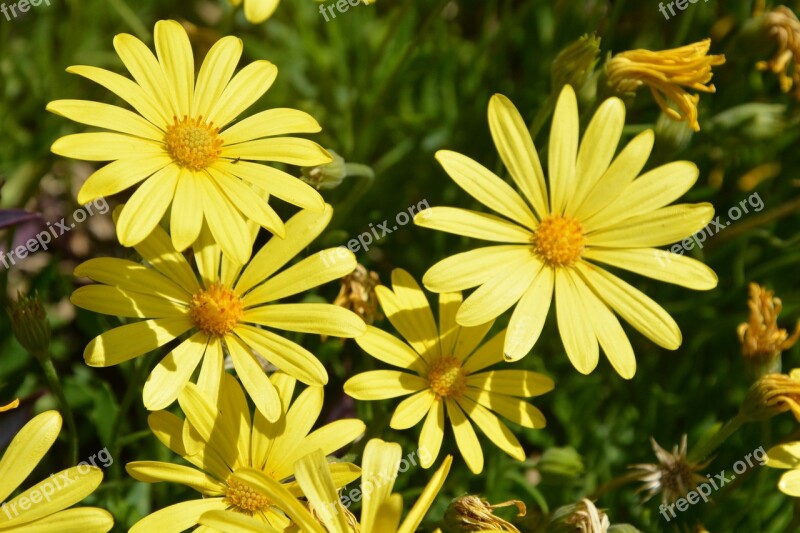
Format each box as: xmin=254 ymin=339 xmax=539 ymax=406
xmin=2 ymin=0 xmax=800 ymax=531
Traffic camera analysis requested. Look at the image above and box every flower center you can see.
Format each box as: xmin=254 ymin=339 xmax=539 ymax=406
xmin=428 ymin=356 xmax=466 ymax=398
xmin=189 ymin=283 xmax=243 ymax=336
xmin=532 ymin=215 xmax=585 ymax=267
xmin=165 ymin=115 xmax=223 ymax=170
xmin=225 ymin=476 xmax=269 ymax=515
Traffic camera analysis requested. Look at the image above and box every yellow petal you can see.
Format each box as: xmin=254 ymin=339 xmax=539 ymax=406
xmin=435 ymin=150 xmax=537 ymax=230
xmin=461 ymin=329 xmax=505 ymax=374
xmin=779 ymin=470 xmax=800 ymax=497
xmin=361 ymin=439 xmax=402 ymax=532
xmin=75 ymin=156 xmax=170 ymax=205
xmin=199 ymin=174 xmax=251 ymax=265
xmin=456 ymin=396 xmax=524 ymax=461
xmin=170 ymin=171 xmax=204 ymax=252
xmin=767 ymin=443 xmax=800 ymax=469
xmin=422 ymin=245 xmax=531 ymax=293
xmin=438 ymin=292 xmax=462 ymax=358
xmin=0 ymin=399 xmax=19 ymax=413
xmin=243 ymin=303 xmax=365 ymax=337
xmin=292 ymin=450 xmax=349 ymax=533
xmin=391 ymin=389 xmax=437 ymax=430
xmin=178 ymin=383 xmax=238 ymax=470
xmin=464 ymin=390 xmax=547 ymax=428
xmin=418 ymin=400 xmax=445 ymax=468
xmin=129 ymin=498 xmax=227 ymax=533
xmin=193 ymin=36 xmax=242 ymax=118
xmin=215 ymin=160 xmax=324 ymax=212
xmin=456 ymin=255 xmax=542 ymax=327
xmin=125 ymin=461 xmax=224 ymax=495
xmin=208 ymin=59 xmax=277 ymax=127
xmin=116 ymin=166 xmax=180 ymax=247
xmin=0 ymin=411 xmax=61 ymax=502
xmin=6 ymin=508 xmax=114 ymax=533
xmin=84 ymin=317 xmax=193 ymax=367
xmin=142 ymin=332 xmax=207 ymax=410
xmin=147 ymin=411 xmax=189 ymax=458
xmin=198 ymin=510 xmax=281 ymax=533
xmin=355 ymin=326 xmax=427 ymax=374
xmin=487 ymin=94 xmax=549 ymax=219
xmin=113 ymin=32 xmax=175 ymax=118
xmin=414 ymin=206 xmax=532 ymax=243
xmin=128 ymin=224 xmax=200 ymax=295
xmin=344 ymin=371 xmax=428 ymax=400
xmin=196 ymin=336 xmax=224 ymax=403
xmin=233 ymin=325 xmax=327 ymax=386
xmin=445 ymin=399 xmax=484 ymax=474
xmin=70 ymin=285 xmax=186 ymax=318
xmin=154 ymin=20 xmax=194 ymax=118
xmin=555 ymin=269 xmax=599 ymax=374
xmin=227 ymin=334 xmax=281 ymax=422
xmin=221 ymin=108 xmax=321 ymax=145
xmin=585 ymin=161 xmax=699 ymax=231
xmin=384 ymin=269 xmax=440 ymax=361
xmin=582 ymin=248 xmax=718 ymax=290
xmin=397 ymin=456 xmax=452 ymax=533
xmin=221 ymin=137 xmax=331 ymax=166
xmin=208 ymin=167 xmax=285 ymax=237
xmin=193 ymin=224 xmax=222 ymax=289
xmin=298 ymin=420 xmax=366 ymax=464
xmin=218 ymin=373 xmax=253 ymax=469
xmin=504 ymin=265 xmax=554 ymax=361
xmin=575 ymin=262 xmax=682 ymax=349
xmin=265 ymin=387 xmax=323 ymax=479
xmin=466 ymin=370 xmax=554 ymax=398
xmin=548 ymin=85 xmax=579 ymax=215
xmin=585 ymin=203 xmax=715 ymax=248
xmin=453 ymin=320 xmax=495 ymax=362
xmin=46 ymin=99 xmax=163 ymax=140
xmin=73 ymin=258 xmax=190 ymax=304
xmin=244 ymin=0 xmax=279 ymax=23
xmin=566 ymin=96 xmax=625 ymax=215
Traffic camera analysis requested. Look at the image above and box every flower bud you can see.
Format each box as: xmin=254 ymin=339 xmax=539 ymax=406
xmin=7 ymin=292 xmax=51 ymax=358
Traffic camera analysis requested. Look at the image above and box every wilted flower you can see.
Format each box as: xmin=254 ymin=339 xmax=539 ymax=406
xmin=606 ymin=39 xmax=725 ymax=130
xmin=548 ymin=499 xmax=610 ymax=533
xmin=443 ymin=495 xmax=526 ymax=532
xmin=756 ymin=6 xmax=800 ymax=98
xmin=738 ymin=283 xmax=800 ymax=377
xmin=332 ymin=264 xmax=383 ymax=325
xmin=740 ymin=369 xmax=800 ymax=422
xmin=629 ymin=435 xmax=710 ymax=504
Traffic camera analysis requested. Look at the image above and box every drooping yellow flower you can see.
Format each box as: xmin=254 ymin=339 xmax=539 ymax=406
xmin=126 ymin=373 xmax=364 ymax=532
xmin=0 ymin=411 xmax=113 ymax=532
xmin=71 ymin=206 xmax=366 ymax=420
xmin=343 ymin=269 xmax=553 ymax=474
xmin=606 ymin=39 xmax=725 ymax=131
xmin=415 ymin=87 xmax=718 ymax=378
xmin=766 ymin=441 xmax=800 ymax=496
xmin=198 ymin=438 xmax=452 ymax=533
xmin=48 ymin=20 xmax=331 ymax=265
xmin=756 ymin=6 xmax=800 ymax=99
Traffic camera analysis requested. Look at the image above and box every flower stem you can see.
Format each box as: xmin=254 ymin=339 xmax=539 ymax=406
xmin=688 ymin=412 xmax=747 ymax=463
xmin=38 ymin=356 xmax=78 ymax=465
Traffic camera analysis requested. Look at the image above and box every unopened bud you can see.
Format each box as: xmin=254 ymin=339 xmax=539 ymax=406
xmin=8 ymin=292 xmax=51 ymax=358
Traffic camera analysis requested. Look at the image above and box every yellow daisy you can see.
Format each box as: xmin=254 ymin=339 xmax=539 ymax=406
xmin=229 ymin=0 xmax=279 ymax=24
xmin=48 ymin=19 xmax=331 ymax=265
xmin=415 ymin=85 xmax=718 ymax=378
xmin=71 ymin=205 xmax=366 ymax=421
xmin=126 ymin=373 xmax=364 ymax=532
xmin=198 ymin=438 xmax=452 ymax=533
xmin=343 ymin=269 xmax=553 ymax=474
xmin=0 ymin=411 xmax=113 ymax=532
xmin=766 ymin=441 xmax=800 ymax=496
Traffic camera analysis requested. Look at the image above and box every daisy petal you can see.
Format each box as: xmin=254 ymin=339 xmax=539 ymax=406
xmin=125 ymin=461 xmax=224 ymax=495
xmin=456 ymin=396 xmax=524 ymax=461
xmin=76 ymin=155 xmax=171 ymax=205
xmin=576 ymin=262 xmax=682 ymax=349
xmin=582 ymin=248 xmax=718 ymax=290
xmin=73 ymin=258 xmax=190 ymax=303
xmin=461 ymin=329 xmax=505 ymax=373
xmin=779 ymin=470 xmax=800 ymax=497
xmin=207 ymin=61 xmax=276 ymax=128
xmin=391 ymin=389 xmax=437 ymax=430
xmin=227 ymin=334 xmax=281 ymax=422
xmin=221 ymin=108 xmax=321 ymax=145
xmin=131 ymin=224 xmax=200 ymax=295
xmin=387 ymin=269 xmax=440 ymax=360
xmin=70 ymin=285 xmax=186 ymax=318
xmin=355 ymin=326 xmax=427 ymax=373
xmin=292 ymin=450 xmax=349 ymax=533
xmin=504 ymin=265 xmax=554 ymax=361
xmin=113 ymin=33 xmax=175 ymax=118
xmin=200 ymin=175 xmax=251 ymax=265
xmin=453 ymin=320 xmax=495 ymax=361
xmin=299 ymin=420 xmax=366 ymax=463
xmin=198 ymin=511 xmax=280 ymax=533
xmin=361 ymin=440 xmax=402 ymax=532
xmin=555 ymin=269 xmax=599 ymax=374
xmin=193 ymin=36 xmax=242 ymax=117
xmin=221 ymin=137 xmax=332 ymax=166
xmin=234 ymin=325 xmax=327 ymax=386
xmin=548 ymin=85 xmax=579 ymax=215
xmin=170 ymin=171 xmax=204 ymax=252
xmin=116 ymin=165 xmax=180 ymax=247
xmin=465 ymin=370 xmax=554 ymax=397
xmin=344 ymin=371 xmax=428 ymax=400
xmin=488 ymin=94 xmax=549 ymax=219
xmin=46 ymin=99 xmax=163 ymax=140
xmin=439 ymin=292 xmax=462 ymax=357
xmin=418 ymin=400 xmax=445 ymax=468
xmin=243 ymin=304 xmax=365 ymax=337
xmin=52 ymin=133 xmax=163 ymax=161
xmin=422 ymin=245 xmax=531 ymax=293
xmin=84 ymin=317 xmax=193 ymax=367
xmin=586 ymin=203 xmax=714 ymax=248
xmin=154 ymin=20 xmax=193 ymax=117
xmin=464 ymin=389 xmax=547 ymax=428
xmin=143 ymin=332 xmax=207 ymax=411
xmin=414 ymin=207 xmax=532 ymax=243
xmin=0 ymin=411 xmax=60 ymax=503
xmin=396 ymin=456 xmax=452 ymax=533
xmin=11 ymin=508 xmax=114 ymax=533
xmin=216 ymin=160 xmax=325 ymax=211
xmin=445 ymin=399 xmax=484 ymax=474
xmin=129 ymin=498 xmax=227 ymax=533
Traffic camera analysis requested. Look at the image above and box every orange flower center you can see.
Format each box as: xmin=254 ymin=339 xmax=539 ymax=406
xmin=165 ymin=115 xmax=223 ymax=170
xmin=532 ymin=215 xmax=585 ymax=267
xmin=428 ymin=356 xmax=466 ymax=398
xmin=189 ymin=283 xmax=243 ymax=336
xmin=225 ymin=476 xmax=269 ymax=515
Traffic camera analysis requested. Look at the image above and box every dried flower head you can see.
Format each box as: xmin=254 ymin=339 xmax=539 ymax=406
xmin=333 ymin=264 xmax=383 ymax=326
xmin=629 ymin=435 xmax=711 ymax=504
xmin=740 ymin=369 xmax=800 ymax=422
xmin=738 ymin=282 xmax=800 ymax=360
xmin=756 ymin=6 xmax=800 ymax=99
xmin=606 ymin=39 xmax=726 ymax=130
xmin=549 ymin=499 xmax=610 ymax=533
xmin=444 ymin=494 xmax=526 ymax=532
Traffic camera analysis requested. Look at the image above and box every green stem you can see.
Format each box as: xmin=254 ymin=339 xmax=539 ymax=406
xmin=688 ymin=412 xmax=747 ymax=463
xmin=330 ymin=164 xmax=377 ymax=228
xmin=587 ymin=471 xmax=641 ymax=500
xmin=39 ymin=356 xmax=78 ymax=465
xmin=528 ymin=92 xmax=558 ymax=142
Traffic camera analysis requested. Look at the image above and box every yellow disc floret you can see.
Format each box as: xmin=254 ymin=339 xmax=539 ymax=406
xmin=428 ymin=356 xmax=467 ymax=398
xmin=532 ymin=215 xmax=585 ymax=267
xmin=189 ymin=283 xmax=243 ymax=336
xmin=225 ymin=476 xmax=270 ymax=515
xmin=165 ymin=115 xmax=223 ymax=171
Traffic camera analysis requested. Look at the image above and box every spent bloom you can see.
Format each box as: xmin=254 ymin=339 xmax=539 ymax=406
xmin=415 ymin=86 xmax=717 ymax=378
xmin=606 ymin=39 xmax=725 ymax=131
xmin=443 ymin=495 xmax=526 ymax=532
xmin=756 ymin=6 xmax=800 ymax=99
xmin=0 ymin=411 xmax=113 ymax=532
xmin=344 ymin=269 xmax=553 ymax=474
xmin=48 ymin=20 xmax=331 ymax=264
xmin=629 ymin=435 xmax=710 ymax=504
xmin=740 ymin=369 xmax=800 ymax=422
xmin=332 ymin=264 xmax=383 ymax=326
xmin=738 ymin=282 xmax=800 ymax=361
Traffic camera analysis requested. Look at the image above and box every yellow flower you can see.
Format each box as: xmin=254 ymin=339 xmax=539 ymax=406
xmin=756 ymin=6 xmax=800 ymax=99
xmin=0 ymin=411 xmax=113 ymax=532
xmin=766 ymin=441 xmax=800 ymax=496
xmin=415 ymin=86 xmax=718 ymax=378
xmin=343 ymin=269 xmax=553 ymax=474
xmin=229 ymin=0 xmax=279 ymax=23
xmin=198 ymin=438 xmax=452 ymax=533
xmin=126 ymin=373 xmax=364 ymax=532
xmin=71 ymin=206 xmax=366 ymax=420
xmin=740 ymin=369 xmax=800 ymax=422
xmin=48 ymin=20 xmax=331 ymax=265
xmin=606 ymin=39 xmax=725 ymax=131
